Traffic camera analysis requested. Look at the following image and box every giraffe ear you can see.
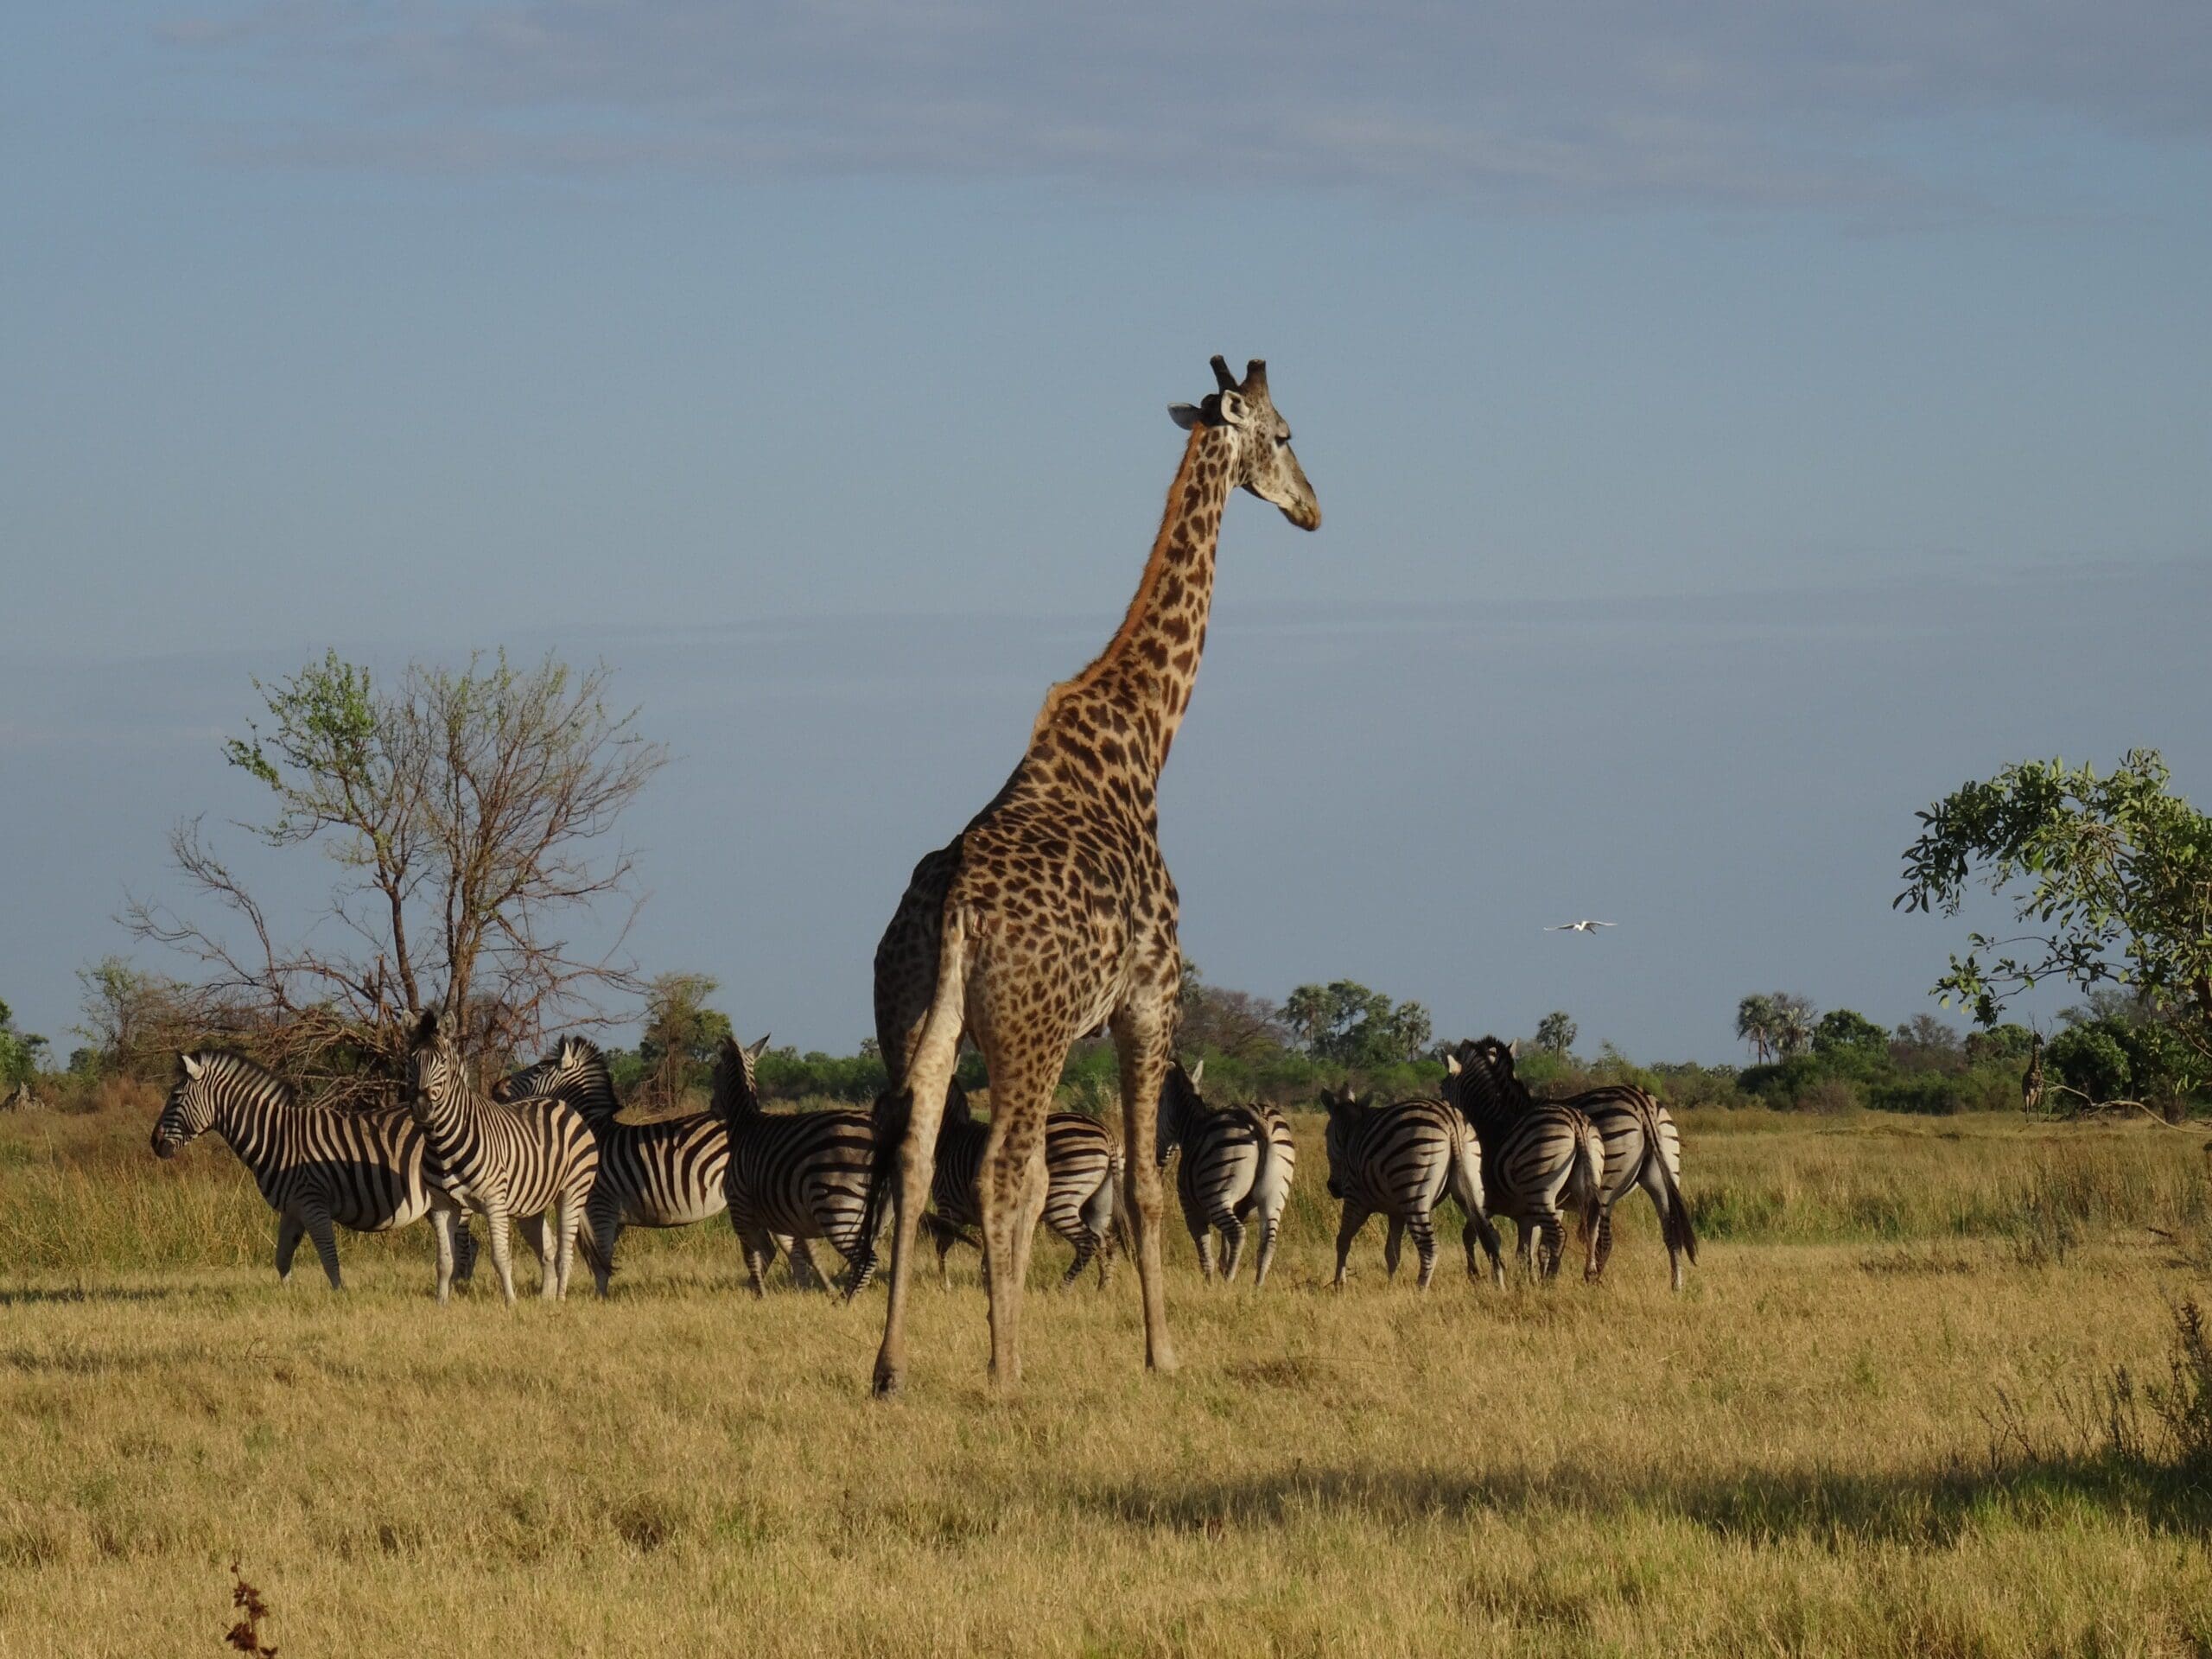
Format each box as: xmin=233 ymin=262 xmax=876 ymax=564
xmin=181 ymin=1052 xmax=205 ymax=1081
xmin=1168 ymin=403 xmax=1204 ymax=431
xmin=1213 ymin=390 xmax=1249 ymax=427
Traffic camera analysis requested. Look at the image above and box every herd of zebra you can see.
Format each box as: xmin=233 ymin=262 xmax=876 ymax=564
xmin=149 ymin=1012 xmax=1694 ymax=1304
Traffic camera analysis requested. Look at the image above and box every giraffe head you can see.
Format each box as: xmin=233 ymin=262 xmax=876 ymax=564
xmin=1170 ymin=356 xmax=1320 ymax=531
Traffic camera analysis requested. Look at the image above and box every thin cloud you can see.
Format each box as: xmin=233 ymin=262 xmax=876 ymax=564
xmin=156 ymin=1 xmax=2212 ymax=211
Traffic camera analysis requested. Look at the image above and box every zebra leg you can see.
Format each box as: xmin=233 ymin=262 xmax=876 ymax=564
xmin=486 ymin=1207 xmax=518 ymax=1306
xmin=301 ymin=1207 xmax=344 ymax=1291
xmin=587 ymin=1201 xmax=621 ymax=1299
xmin=1383 ymin=1217 xmax=1405 ymax=1281
xmin=1058 ymin=1232 xmax=1097 ymax=1292
xmin=1516 ymin=1217 xmax=1539 ymax=1277
xmin=738 ymin=1225 xmax=776 ymax=1298
xmin=1187 ymin=1210 xmax=1217 ymax=1282
xmin=1589 ymin=1207 xmax=1615 ymax=1284
xmin=1332 ymin=1204 xmax=1370 ymax=1289
xmin=1536 ymin=1209 xmax=1566 ymax=1281
xmin=554 ymin=1190 xmax=583 ymax=1300
xmin=514 ymin=1212 xmax=557 ymax=1300
xmin=1216 ymin=1211 xmax=1249 ymax=1285
xmin=784 ymin=1236 xmax=830 ymax=1292
xmin=1409 ymin=1212 xmax=1440 ymax=1291
xmin=274 ymin=1212 xmax=305 ymax=1285
xmin=429 ymin=1206 xmax=457 ymax=1304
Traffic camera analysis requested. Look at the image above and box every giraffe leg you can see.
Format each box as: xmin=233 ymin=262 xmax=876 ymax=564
xmin=872 ymin=1028 xmax=961 ymax=1397
xmin=976 ymin=1058 xmax=1054 ymax=1393
xmin=1110 ymin=1001 xmax=1177 ymax=1375
xmin=274 ymin=1213 xmax=304 ymax=1285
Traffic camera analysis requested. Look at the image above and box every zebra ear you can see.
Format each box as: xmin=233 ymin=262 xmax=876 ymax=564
xmin=746 ymin=1033 xmax=772 ymax=1062
xmin=1445 ymin=1052 xmax=1461 ymax=1077
xmin=1187 ymin=1058 xmax=1205 ymax=1089
xmin=1508 ymin=1039 xmax=1520 ymax=1061
xmin=410 ymin=1007 xmax=439 ymax=1047
xmin=181 ymin=1052 xmax=205 ymax=1081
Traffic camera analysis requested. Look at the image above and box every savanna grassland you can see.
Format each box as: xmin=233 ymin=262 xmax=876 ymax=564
xmin=3 ymin=1098 xmax=2210 ymax=1656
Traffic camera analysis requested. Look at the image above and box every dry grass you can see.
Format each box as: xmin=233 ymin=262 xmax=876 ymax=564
xmin=3 ymin=1104 xmax=2209 ymax=1656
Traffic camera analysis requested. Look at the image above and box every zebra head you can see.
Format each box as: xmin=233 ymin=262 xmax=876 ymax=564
xmin=151 ymin=1051 xmax=219 ymax=1158
xmin=1155 ymin=1058 xmax=1205 ymax=1165
xmin=153 ymin=1051 xmax=286 ymax=1158
xmin=1447 ymin=1036 xmax=1526 ymax=1124
xmin=709 ymin=1033 xmax=773 ymax=1122
xmin=493 ymin=1033 xmax=616 ymax=1119
xmin=404 ymin=1007 xmax=467 ymax=1125
xmin=1319 ymin=1084 xmax=1364 ymax=1198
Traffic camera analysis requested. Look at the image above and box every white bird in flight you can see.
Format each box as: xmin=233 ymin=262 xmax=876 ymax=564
xmin=1545 ymin=919 xmax=1617 ymax=934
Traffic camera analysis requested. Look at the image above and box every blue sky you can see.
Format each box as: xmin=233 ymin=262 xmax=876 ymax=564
xmin=3 ymin=3 xmax=2209 ymax=1060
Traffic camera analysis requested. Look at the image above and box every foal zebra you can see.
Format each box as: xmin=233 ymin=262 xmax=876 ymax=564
xmin=494 ymin=1034 xmax=818 ymax=1295
xmin=1320 ymin=1085 xmax=1503 ymax=1290
xmin=1553 ymin=1081 xmax=1696 ymax=1290
xmin=150 ymin=1049 xmax=477 ymax=1292
xmin=1445 ymin=1038 xmax=1605 ymax=1280
xmin=924 ymin=1082 xmax=1126 ymax=1289
xmin=406 ymin=1009 xmax=600 ymax=1304
xmin=1157 ymin=1059 xmax=1297 ymax=1286
xmin=714 ymin=1034 xmax=880 ymax=1299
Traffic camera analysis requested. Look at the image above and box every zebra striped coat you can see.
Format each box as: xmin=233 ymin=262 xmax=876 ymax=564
xmin=1446 ymin=1038 xmax=1605 ymax=1280
xmin=495 ymin=1034 xmax=818 ymax=1295
xmin=924 ymin=1083 xmax=1125 ymax=1289
xmin=1321 ymin=1086 xmax=1502 ymax=1290
xmin=406 ymin=1009 xmax=600 ymax=1304
xmin=1158 ymin=1059 xmax=1296 ymax=1287
xmin=151 ymin=1049 xmax=477 ymax=1292
xmin=713 ymin=1034 xmax=880 ymax=1299
xmin=1560 ymin=1082 xmax=1696 ymax=1290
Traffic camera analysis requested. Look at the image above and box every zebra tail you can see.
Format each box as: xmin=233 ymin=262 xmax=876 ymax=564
xmin=1655 ymin=1147 xmax=1698 ymax=1264
xmin=1573 ymin=1121 xmax=1605 ymax=1242
xmin=1238 ymin=1105 xmax=1277 ymax=1211
xmin=861 ymin=905 xmax=972 ymax=1250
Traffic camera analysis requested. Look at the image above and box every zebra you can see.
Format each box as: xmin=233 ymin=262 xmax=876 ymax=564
xmin=922 ymin=1081 xmax=1127 ymax=1290
xmin=1558 ymin=1080 xmax=1696 ymax=1290
xmin=149 ymin=1048 xmax=477 ymax=1292
xmin=405 ymin=1008 xmax=600 ymax=1304
xmin=1445 ymin=1037 xmax=1605 ymax=1280
xmin=1320 ymin=1084 xmax=1503 ymax=1290
xmin=493 ymin=1033 xmax=823 ymax=1295
xmin=1157 ymin=1058 xmax=1297 ymax=1286
xmin=714 ymin=1033 xmax=881 ymax=1299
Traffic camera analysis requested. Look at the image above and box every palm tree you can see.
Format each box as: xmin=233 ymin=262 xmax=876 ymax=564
xmin=1772 ymin=995 xmax=1815 ymax=1058
xmin=1736 ymin=994 xmax=1777 ymax=1064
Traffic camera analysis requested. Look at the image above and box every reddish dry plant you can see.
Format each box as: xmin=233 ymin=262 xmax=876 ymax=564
xmin=226 ymin=1560 xmax=278 ymax=1657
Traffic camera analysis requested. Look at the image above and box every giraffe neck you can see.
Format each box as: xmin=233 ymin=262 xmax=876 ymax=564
xmin=1058 ymin=423 xmax=1236 ymax=774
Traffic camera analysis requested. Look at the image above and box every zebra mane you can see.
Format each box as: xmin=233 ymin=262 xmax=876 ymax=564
xmin=180 ymin=1049 xmax=298 ymax=1109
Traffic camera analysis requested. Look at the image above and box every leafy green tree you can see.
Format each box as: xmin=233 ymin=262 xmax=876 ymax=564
xmin=1283 ymin=980 xmax=1433 ymax=1066
xmin=2045 ymin=1024 xmax=2132 ymax=1104
xmin=638 ymin=972 xmax=734 ymax=1106
xmin=0 ymin=999 xmax=48 ymax=1089
xmin=1534 ymin=1011 xmax=1578 ymax=1058
xmin=1813 ymin=1008 xmax=1888 ymax=1062
xmin=1965 ymin=1023 xmax=2038 ymax=1065
xmin=1897 ymin=749 xmax=2212 ymax=1087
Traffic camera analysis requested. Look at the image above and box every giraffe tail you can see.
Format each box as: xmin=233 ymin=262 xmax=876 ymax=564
xmin=863 ymin=906 xmax=972 ymax=1249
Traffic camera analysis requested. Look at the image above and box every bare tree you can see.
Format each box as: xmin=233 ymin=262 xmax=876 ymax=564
xmin=124 ymin=649 xmax=664 ymax=1103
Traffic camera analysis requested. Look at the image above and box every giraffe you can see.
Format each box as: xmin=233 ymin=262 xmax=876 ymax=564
xmin=869 ymin=355 xmax=1320 ymax=1395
